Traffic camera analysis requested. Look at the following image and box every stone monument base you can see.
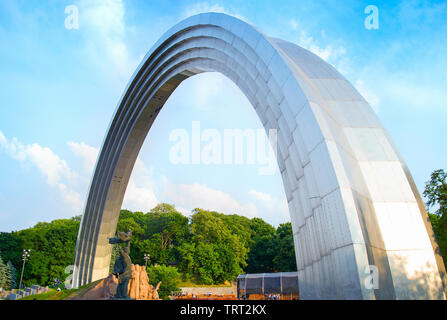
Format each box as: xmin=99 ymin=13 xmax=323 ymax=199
xmin=75 ymin=264 xmax=161 ymax=300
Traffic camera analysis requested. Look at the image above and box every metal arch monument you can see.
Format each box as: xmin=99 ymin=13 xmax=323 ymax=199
xmin=73 ymin=12 xmax=446 ymax=299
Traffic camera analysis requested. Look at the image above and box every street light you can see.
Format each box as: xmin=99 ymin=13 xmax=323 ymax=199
xmin=144 ymin=253 xmax=150 ymax=268
xmin=19 ymin=249 xmax=31 ymax=290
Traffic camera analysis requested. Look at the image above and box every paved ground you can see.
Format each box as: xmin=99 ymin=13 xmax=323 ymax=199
xmin=179 ymin=285 xmax=236 ymax=296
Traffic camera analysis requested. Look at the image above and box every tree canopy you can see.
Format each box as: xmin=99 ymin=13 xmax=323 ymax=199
xmin=147 ymin=264 xmax=181 ymax=299
xmin=115 ymin=206 xmax=296 ymax=285
xmin=424 ymin=169 xmax=447 ymax=266
xmin=0 ymin=217 xmax=80 ymax=287
xmin=0 ymin=255 xmax=12 ymax=290
xmin=0 ymin=204 xmax=297 ymax=288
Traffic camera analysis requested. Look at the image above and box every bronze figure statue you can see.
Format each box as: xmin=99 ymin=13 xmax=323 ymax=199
xmin=109 ymin=230 xmax=134 ymax=299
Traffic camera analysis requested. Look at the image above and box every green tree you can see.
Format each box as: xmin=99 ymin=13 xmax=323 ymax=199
xmin=146 ymin=204 xmax=189 ymax=249
xmin=250 ymin=217 xmax=276 ymax=238
xmin=246 ymin=234 xmax=276 ymax=273
xmin=193 ymin=242 xmax=222 ymax=284
xmin=115 ymin=210 xmax=148 ymax=266
xmin=71 ymin=215 xmax=82 ymax=222
xmin=109 ymin=244 xmax=121 ymax=274
xmin=424 ymin=169 xmax=447 ymax=217
xmin=272 ymin=223 xmax=297 ymax=272
xmin=7 ymin=261 xmax=17 ymax=290
xmin=186 ymin=209 xmax=247 ymax=284
xmin=424 ymin=169 xmax=447 ymax=266
xmin=0 ymin=255 xmax=11 ymax=290
xmin=117 ymin=205 xmax=190 ymax=267
xmin=5 ymin=261 xmax=12 ymax=290
xmin=220 ymin=214 xmax=253 ymax=249
xmin=0 ymin=232 xmax=21 ymax=265
xmin=246 ymin=222 xmax=297 ymax=273
xmin=1 ymin=205 xmax=299 ymax=289
xmin=246 ymin=217 xmax=277 ymax=273
xmin=117 ymin=217 xmax=145 ymax=237
xmin=3 ymin=218 xmax=80 ymax=286
xmin=176 ymin=242 xmax=195 ymax=281
xmin=147 ymin=265 xmax=181 ymax=300
xmin=428 ymin=212 xmax=447 ymax=266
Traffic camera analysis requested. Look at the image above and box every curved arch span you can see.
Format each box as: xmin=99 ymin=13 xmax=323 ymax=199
xmin=73 ymin=12 xmax=446 ymax=299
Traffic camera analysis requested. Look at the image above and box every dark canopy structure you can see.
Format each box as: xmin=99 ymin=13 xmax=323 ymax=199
xmin=237 ymin=272 xmax=299 ymax=298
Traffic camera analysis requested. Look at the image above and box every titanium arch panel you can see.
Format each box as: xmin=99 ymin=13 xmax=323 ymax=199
xmin=73 ymin=12 xmax=446 ymax=300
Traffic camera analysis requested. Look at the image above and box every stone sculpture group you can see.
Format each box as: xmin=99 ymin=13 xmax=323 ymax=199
xmin=109 ymin=230 xmax=133 ymax=299
xmin=78 ymin=264 xmax=161 ymax=300
xmin=102 ymin=230 xmax=161 ymax=300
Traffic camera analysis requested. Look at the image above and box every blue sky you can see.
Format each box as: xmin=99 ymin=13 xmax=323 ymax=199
xmin=0 ymin=0 xmax=446 ymax=231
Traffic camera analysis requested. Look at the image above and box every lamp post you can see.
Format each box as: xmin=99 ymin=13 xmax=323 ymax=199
xmin=144 ymin=253 xmax=150 ymax=269
xmin=19 ymin=249 xmax=31 ymax=290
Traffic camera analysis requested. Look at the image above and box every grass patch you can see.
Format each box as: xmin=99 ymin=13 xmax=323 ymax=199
xmin=19 ymin=288 xmax=77 ymax=300
xmin=65 ymin=280 xmax=102 ymax=299
xmin=18 ymin=280 xmax=103 ymax=300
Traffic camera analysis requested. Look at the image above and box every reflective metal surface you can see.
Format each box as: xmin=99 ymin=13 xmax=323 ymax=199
xmin=73 ymin=12 xmax=446 ymax=299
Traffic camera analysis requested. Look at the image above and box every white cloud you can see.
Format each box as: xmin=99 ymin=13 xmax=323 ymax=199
xmin=355 ymin=79 xmax=381 ymax=113
xmin=183 ymin=2 xmax=225 ymax=17
xmin=289 ymin=19 xmax=350 ymax=76
xmin=184 ymin=72 xmax=231 ymax=110
xmin=289 ymin=19 xmax=382 ymax=114
xmin=383 ymin=80 xmax=447 ymax=111
xmin=163 ymin=180 xmax=258 ymax=218
xmin=298 ymin=31 xmax=347 ymax=71
xmin=0 ymin=131 xmax=83 ymax=213
xmin=122 ymin=158 xmax=159 ymax=212
xmin=122 ymin=180 xmax=159 ymax=213
xmin=58 ymin=183 xmax=83 ymax=213
xmin=67 ymin=140 xmax=160 ymax=213
xmin=78 ymin=0 xmax=139 ymax=81
xmin=0 ymin=211 xmax=8 ymax=223
xmin=289 ymin=19 xmax=298 ymax=31
xmin=174 ymin=72 xmax=252 ymax=116
xmin=175 ymin=206 xmax=191 ymax=216
xmin=278 ymin=199 xmax=289 ymax=221
xmin=63 ymin=142 xmax=286 ymax=224
xmin=354 ymin=60 xmax=447 ymax=114
xmin=1 ymin=134 xmax=285 ymax=225
xmin=67 ymin=142 xmax=260 ymax=218
xmin=0 ymin=132 xmax=159 ymax=216
xmin=183 ymin=2 xmax=247 ymax=21
xmin=249 ymin=189 xmax=271 ymax=202
xmin=67 ymin=141 xmax=99 ymax=175
xmin=249 ymin=188 xmax=289 ymax=222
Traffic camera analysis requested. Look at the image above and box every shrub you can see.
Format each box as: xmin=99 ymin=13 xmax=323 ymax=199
xmin=147 ymin=265 xmax=181 ymax=300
